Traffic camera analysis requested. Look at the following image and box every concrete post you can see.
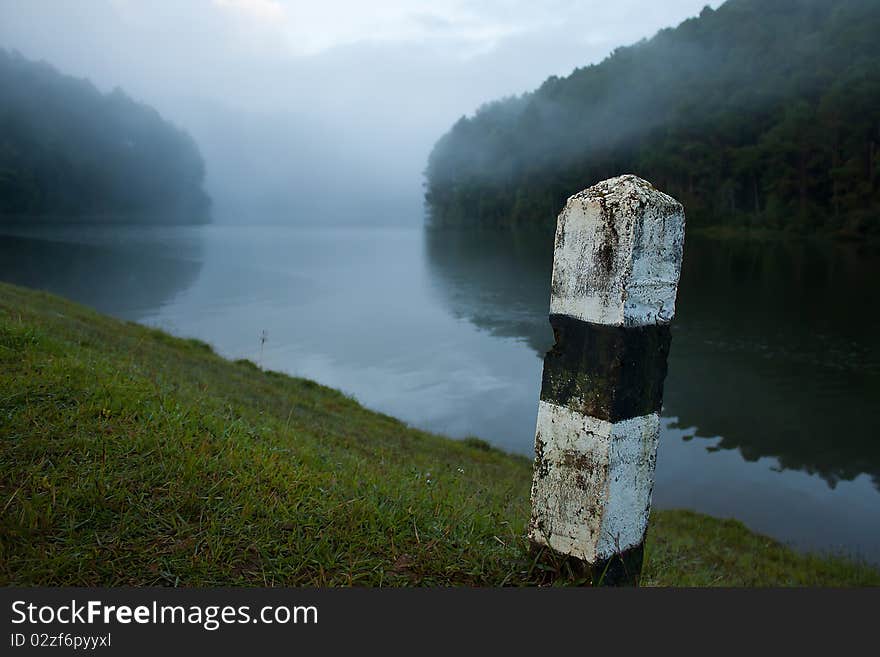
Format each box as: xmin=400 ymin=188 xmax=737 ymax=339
xmin=529 ymin=174 xmax=685 ymax=586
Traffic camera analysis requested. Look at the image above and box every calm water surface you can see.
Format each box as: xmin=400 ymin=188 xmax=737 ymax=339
xmin=1 ymin=222 xmax=878 ymax=562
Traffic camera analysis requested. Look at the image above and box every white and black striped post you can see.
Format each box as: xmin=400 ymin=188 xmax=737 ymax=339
xmin=529 ymin=174 xmax=685 ymax=586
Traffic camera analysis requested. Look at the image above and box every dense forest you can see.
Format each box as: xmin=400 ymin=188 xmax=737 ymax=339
xmin=0 ymin=49 xmax=209 ymax=222
xmin=425 ymin=0 xmax=880 ymax=238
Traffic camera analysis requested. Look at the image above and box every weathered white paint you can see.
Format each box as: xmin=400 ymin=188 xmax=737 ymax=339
xmin=548 ymin=174 xmax=685 ymax=327
xmin=530 ymin=400 xmax=660 ymax=563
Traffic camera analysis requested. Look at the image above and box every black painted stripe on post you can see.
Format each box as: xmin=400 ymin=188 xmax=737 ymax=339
xmin=539 ymin=314 xmax=672 ymax=423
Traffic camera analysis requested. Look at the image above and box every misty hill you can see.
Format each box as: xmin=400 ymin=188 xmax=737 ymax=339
xmin=0 ymin=49 xmax=209 ymax=222
xmin=425 ymin=0 xmax=880 ymax=238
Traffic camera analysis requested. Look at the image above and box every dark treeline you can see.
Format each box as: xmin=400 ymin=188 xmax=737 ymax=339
xmin=0 ymin=49 xmax=209 ymax=222
xmin=425 ymin=0 xmax=880 ymax=238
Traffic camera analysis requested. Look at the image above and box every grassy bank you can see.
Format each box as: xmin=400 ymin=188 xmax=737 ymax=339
xmin=1 ymin=282 xmax=876 ymax=586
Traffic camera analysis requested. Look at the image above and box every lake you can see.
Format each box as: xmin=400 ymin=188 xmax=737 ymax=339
xmin=1 ymin=221 xmax=878 ymax=563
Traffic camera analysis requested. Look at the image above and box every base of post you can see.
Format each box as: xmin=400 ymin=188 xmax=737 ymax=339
xmin=528 ymin=542 xmax=644 ymax=587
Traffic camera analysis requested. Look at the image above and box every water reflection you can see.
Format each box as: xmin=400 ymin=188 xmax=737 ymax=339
xmin=424 ymin=227 xmax=555 ymax=355
xmin=0 ymin=227 xmax=203 ymax=320
xmin=425 ymin=226 xmax=880 ymax=492
xmin=670 ymin=238 xmax=880 ymax=490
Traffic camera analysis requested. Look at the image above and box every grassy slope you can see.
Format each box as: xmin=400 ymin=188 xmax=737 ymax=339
xmin=1 ymin=282 xmax=877 ymax=586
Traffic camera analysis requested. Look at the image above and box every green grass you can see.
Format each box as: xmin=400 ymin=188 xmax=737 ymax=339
xmin=0 ymin=282 xmax=877 ymax=586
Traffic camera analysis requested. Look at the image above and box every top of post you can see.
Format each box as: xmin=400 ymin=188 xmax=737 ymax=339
xmin=549 ymin=174 xmax=685 ymax=327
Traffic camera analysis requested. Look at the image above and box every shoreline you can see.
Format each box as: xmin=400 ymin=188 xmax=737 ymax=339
xmin=1 ymin=281 xmax=877 ymax=586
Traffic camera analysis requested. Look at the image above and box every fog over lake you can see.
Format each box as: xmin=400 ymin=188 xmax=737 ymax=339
xmin=0 ymin=0 xmax=723 ymax=222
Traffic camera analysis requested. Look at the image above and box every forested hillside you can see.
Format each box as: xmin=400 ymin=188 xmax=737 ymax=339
xmin=0 ymin=49 xmax=210 ymax=222
xmin=425 ymin=0 xmax=880 ymax=237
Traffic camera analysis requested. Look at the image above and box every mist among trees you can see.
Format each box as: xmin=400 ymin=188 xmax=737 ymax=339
xmin=0 ymin=49 xmax=210 ymax=223
xmin=425 ymin=0 xmax=880 ymax=238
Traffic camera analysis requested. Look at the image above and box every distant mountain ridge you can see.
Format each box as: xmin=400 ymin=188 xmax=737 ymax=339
xmin=425 ymin=0 xmax=880 ymax=238
xmin=0 ymin=49 xmax=210 ymax=222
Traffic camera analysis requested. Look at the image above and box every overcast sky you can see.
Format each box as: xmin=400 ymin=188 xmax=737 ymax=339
xmin=0 ymin=0 xmax=722 ymax=222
